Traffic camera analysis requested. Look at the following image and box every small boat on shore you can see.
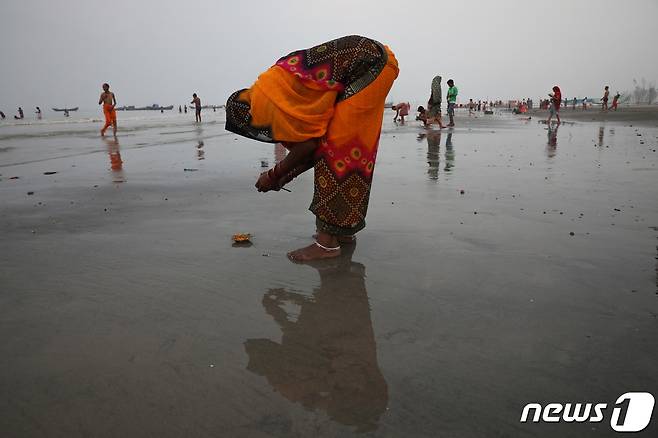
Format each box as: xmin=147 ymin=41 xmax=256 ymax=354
xmin=116 ymin=104 xmax=174 ymax=111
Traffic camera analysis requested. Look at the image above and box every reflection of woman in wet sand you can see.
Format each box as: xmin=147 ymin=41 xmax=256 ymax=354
xmin=547 ymin=124 xmax=559 ymax=151
xmin=226 ymin=36 xmax=399 ymax=261
xmin=418 ymin=130 xmax=441 ymax=180
xmin=244 ymin=245 xmax=388 ymax=433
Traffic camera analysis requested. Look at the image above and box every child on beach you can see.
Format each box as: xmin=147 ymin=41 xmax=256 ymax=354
xmin=191 ymin=93 xmax=202 ymax=122
xmin=546 ymin=85 xmax=561 ymax=125
xmin=611 ymin=92 xmax=620 ymax=111
xmin=99 ymin=83 xmax=117 ymax=136
xmin=417 ymin=106 xmax=428 ymax=124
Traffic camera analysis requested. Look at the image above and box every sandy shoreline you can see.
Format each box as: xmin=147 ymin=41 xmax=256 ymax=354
xmin=1 ymin=111 xmax=657 ymax=437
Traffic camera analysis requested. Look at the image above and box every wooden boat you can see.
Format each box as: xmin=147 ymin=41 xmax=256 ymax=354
xmin=52 ymin=107 xmax=78 ymax=112
xmin=116 ymin=104 xmax=173 ymax=111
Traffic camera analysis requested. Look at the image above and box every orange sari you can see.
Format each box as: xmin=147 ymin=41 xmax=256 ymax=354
xmin=226 ymin=36 xmax=399 ymax=235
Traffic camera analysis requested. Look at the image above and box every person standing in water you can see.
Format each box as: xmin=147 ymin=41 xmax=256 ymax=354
xmin=191 ymin=93 xmax=202 ymax=122
xmin=15 ymin=107 xmax=24 ymax=119
xmin=225 ymin=35 xmax=399 ymax=261
xmin=446 ymin=79 xmax=458 ymax=127
xmin=601 ymin=86 xmax=609 ymax=111
xmin=546 ymin=85 xmax=561 ymax=125
xmin=99 ymin=83 xmax=117 ymax=136
xmin=35 ymin=107 xmax=42 ymax=119
xmin=0 ymin=111 xmax=5 ymax=120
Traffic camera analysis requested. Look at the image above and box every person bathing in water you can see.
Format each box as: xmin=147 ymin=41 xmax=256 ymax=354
xmin=225 ymin=35 xmax=399 ymax=261
xmin=191 ymin=93 xmax=202 ymax=122
xmin=99 ymin=83 xmax=117 ymax=136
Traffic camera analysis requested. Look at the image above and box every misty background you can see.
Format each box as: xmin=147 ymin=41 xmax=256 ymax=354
xmin=1 ymin=0 xmax=657 ymax=111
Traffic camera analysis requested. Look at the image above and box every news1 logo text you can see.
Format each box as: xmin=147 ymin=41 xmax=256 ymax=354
xmin=520 ymin=392 xmax=655 ymax=432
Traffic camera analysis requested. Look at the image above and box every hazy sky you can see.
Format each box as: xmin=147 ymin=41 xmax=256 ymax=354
xmin=1 ymin=0 xmax=657 ymax=111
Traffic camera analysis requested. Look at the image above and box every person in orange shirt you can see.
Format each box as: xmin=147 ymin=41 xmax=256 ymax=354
xmin=99 ymin=83 xmax=117 ymax=136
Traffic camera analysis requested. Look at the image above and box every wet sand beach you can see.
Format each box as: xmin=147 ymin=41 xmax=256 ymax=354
xmin=1 ymin=110 xmax=657 ymax=437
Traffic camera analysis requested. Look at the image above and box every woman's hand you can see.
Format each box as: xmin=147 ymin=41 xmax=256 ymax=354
xmin=255 ymin=171 xmax=278 ymax=192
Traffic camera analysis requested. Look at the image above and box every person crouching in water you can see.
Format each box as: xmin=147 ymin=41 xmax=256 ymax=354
xmin=417 ymin=106 xmax=428 ymax=125
xmin=392 ymin=102 xmax=410 ymax=123
xmin=225 ymin=35 xmax=399 ymax=261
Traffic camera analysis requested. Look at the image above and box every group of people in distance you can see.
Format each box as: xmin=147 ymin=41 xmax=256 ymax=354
xmin=0 ymin=107 xmax=43 ymax=120
xmin=546 ymin=84 xmax=621 ymax=125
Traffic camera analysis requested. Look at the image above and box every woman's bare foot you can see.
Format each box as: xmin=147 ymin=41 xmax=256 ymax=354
xmin=288 ymin=231 xmax=341 ymax=262
xmin=287 ymin=242 xmax=341 ymax=262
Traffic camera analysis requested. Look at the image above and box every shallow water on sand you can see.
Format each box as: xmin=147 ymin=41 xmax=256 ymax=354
xmin=1 ymin=110 xmax=657 ymax=437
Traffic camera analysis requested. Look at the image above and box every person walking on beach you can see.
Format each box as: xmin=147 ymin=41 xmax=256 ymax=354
xmin=611 ymin=92 xmax=620 ymax=111
xmin=546 ymin=85 xmax=561 ymax=125
xmin=426 ymin=75 xmax=446 ymax=128
xmin=99 ymin=83 xmax=117 ymax=136
xmin=446 ymin=79 xmax=458 ymax=126
xmin=179 ymin=105 xmax=182 ymax=113
xmin=191 ymin=93 xmax=202 ymax=122
xmin=582 ymin=97 xmax=587 ymax=110
xmin=601 ymin=86 xmax=609 ymax=111
xmin=225 ymin=35 xmax=398 ymax=261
